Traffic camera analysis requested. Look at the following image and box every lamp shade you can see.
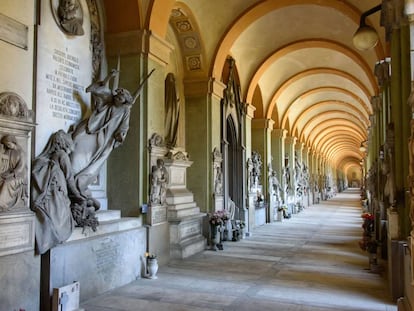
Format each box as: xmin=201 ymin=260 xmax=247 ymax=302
xmin=352 ymin=25 xmax=379 ymax=51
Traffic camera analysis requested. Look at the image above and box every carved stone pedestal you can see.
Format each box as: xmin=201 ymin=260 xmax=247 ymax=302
xmin=0 ymin=94 xmax=38 ymax=311
xmin=247 ymin=191 xmax=256 ymax=234
xmin=165 ymin=151 xmax=206 ymax=259
xmin=0 ymin=211 xmax=39 ymax=311
xmin=387 ymin=208 xmax=402 ymax=301
xmin=41 ymin=214 xmax=146 ymax=311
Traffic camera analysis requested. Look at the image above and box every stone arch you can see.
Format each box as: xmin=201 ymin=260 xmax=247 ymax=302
xmin=220 ymin=57 xmax=246 ymax=214
xmin=210 ymin=0 xmax=384 ymax=82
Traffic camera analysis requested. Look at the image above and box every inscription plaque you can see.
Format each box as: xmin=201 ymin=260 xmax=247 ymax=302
xmin=181 ymin=222 xmax=200 ymax=239
xmin=170 ymin=167 xmax=186 ymax=186
xmin=45 ymin=49 xmax=83 ymax=123
xmin=150 ymin=205 xmax=167 ymax=225
xmin=0 ymin=13 xmax=28 ymax=50
xmin=93 ymin=238 xmax=119 ymax=281
xmin=0 ymin=213 xmax=35 ymax=256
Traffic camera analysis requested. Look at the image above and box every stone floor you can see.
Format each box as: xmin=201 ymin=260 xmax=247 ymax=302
xmin=82 ymin=189 xmax=397 ymax=311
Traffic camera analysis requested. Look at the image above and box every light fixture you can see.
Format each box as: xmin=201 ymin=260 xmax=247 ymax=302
xmin=352 ymin=4 xmax=381 ymax=51
xmin=359 ymin=141 xmax=368 ymax=152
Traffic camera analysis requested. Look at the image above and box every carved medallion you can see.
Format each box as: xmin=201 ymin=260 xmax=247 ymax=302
xmin=51 ymin=0 xmax=85 ymax=36
xmin=0 ymin=92 xmax=33 ymax=121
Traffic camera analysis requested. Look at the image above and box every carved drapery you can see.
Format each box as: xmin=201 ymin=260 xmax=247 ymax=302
xmin=0 ymin=92 xmax=34 ymax=213
xmin=213 ymin=147 xmax=223 ymax=196
xmin=251 ymin=151 xmax=262 ymax=188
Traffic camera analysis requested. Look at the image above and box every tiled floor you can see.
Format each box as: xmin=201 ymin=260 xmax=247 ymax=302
xmin=82 ymin=189 xmax=397 ymax=311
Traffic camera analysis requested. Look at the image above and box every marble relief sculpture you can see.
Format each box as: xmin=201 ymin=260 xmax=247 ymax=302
xmin=0 ymin=135 xmax=27 ymax=211
xmin=57 ymin=0 xmax=85 ymax=36
xmin=0 ymin=92 xmax=33 ymax=120
xmin=0 ymin=92 xmax=34 ymax=213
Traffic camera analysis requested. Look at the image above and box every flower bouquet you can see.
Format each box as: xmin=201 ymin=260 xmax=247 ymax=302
xmin=208 ymin=210 xmax=230 ymax=250
xmin=209 ymin=210 xmax=229 ymax=226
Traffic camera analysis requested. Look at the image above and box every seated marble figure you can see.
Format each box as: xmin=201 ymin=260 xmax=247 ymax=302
xmin=0 ymin=135 xmax=27 ymax=211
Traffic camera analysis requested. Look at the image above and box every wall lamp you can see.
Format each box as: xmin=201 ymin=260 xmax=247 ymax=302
xmin=359 ymin=140 xmax=368 ymax=152
xmin=352 ymin=4 xmax=381 ymax=51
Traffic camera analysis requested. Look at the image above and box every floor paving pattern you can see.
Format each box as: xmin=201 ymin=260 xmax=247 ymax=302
xmin=82 ymin=189 xmax=397 ymax=311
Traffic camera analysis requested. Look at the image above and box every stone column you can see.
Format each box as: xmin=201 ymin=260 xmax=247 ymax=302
xmin=271 ymin=129 xmax=287 ymax=215
xmin=245 ymin=104 xmax=256 ymax=235
xmin=405 ymin=0 xmax=414 ymax=298
xmin=164 ymin=150 xmax=206 ymax=259
xmin=294 ymin=142 xmax=304 ymax=209
xmin=303 ymin=146 xmax=311 ymax=206
xmin=310 ymin=149 xmax=319 ymax=203
xmin=251 ymin=118 xmax=272 ymax=223
xmin=271 ymin=129 xmax=287 ymax=181
xmin=189 ymin=78 xmax=224 ymax=215
xmin=265 ymin=119 xmax=274 ymax=222
xmin=284 ymin=136 xmax=297 ymax=208
xmin=106 ymin=30 xmax=173 ymax=216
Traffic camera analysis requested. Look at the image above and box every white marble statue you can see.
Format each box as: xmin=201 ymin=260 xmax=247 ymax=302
xmin=150 ymin=159 xmax=169 ymax=205
xmin=70 ymin=68 xmax=154 ymax=210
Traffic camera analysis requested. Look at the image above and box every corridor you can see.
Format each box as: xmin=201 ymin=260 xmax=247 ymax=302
xmin=82 ymin=189 xmax=397 ymax=311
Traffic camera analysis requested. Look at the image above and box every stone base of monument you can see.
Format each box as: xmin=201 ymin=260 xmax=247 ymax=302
xmin=41 ymin=213 xmax=146 ymax=311
xmin=0 ymin=211 xmax=40 ymax=311
xmin=169 ymin=214 xmax=206 ymax=258
xmin=255 ymin=202 xmax=267 ymax=227
xmin=164 ymin=154 xmax=207 ymax=259
xmin=167 ymin=189 xmax=206 ymax=259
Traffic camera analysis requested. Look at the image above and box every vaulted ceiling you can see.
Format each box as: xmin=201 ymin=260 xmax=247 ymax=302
xmin=105 ymin=0 xmax=386 ymax=172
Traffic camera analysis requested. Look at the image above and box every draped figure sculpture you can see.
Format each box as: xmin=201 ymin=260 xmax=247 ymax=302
xmin=31 ymin=67 xmax=155 ymax=248
xmin=31 ymin=130 xmax=85 ymax=254
xmin=70 ymin=68 xmax=155 ymax=212
xmin=164 ymin=73 xmax=179 ymax=149
xmin=0 ymin=135 xmax=27 ymax=211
